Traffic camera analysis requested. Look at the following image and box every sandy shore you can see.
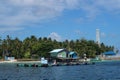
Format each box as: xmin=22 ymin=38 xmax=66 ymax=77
xmin=0 ymin=60 xmax=41 ymax=63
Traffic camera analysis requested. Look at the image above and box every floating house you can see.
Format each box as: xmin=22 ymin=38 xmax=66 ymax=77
xmin=50 ymin=49 xmax=69 ymax=58
xmin=50 ymin=49 xmax=78 ymax=59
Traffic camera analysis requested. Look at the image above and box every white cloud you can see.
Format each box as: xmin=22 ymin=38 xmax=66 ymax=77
xmin=48 ymin=32 xmax=62 ymax=41
xmin=0 ymin=0 xmax=80 ymax=32
xmin=76 ymin=0 xmax=120 ymax=21
xmin=95 ymin=0 xmax=120 ymax=12
xmin=0 ymin=26 xmax=24 ymax=32
xmin=0 ymin=0 xmax=120 ymax=32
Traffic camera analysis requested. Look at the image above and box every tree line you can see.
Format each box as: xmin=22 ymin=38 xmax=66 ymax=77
xmin=0 ymin=35 xmax=115 ymax=59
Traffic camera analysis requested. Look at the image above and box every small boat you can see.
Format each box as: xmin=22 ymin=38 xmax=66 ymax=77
xmin=40 ymin=57 xmax=49 ymax=67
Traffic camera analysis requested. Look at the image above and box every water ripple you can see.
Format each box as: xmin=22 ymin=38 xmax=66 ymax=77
xmin=0 ymin=61 xmax=120 ymax=80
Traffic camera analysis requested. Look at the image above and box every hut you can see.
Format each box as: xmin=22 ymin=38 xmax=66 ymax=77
xmin=50 ymin=49 xmax=78 ymax=59
xmin=5 ymin=56 xmax=16 ymax=61
xmin=103 ymin=51 xmax=116 ymax=56
xmin=50 ymin=49 xmax=69 ymax=58
xmin=50 ymin=49 xmax=79 ymax=62
xmin=102 ymin=51 xmax=116 ymax=60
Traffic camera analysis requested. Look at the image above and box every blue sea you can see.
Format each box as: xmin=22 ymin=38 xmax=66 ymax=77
xmin=0 ymin=61 xmax=120 ymax=80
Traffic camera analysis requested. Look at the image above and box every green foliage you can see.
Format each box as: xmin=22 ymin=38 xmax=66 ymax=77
xmin=0 ymin=35 xmax=116 ymax=59
xmin=24 ymin=49 xmax=31 ymax=58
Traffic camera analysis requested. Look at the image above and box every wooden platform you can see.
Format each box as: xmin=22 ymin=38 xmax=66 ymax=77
xmin=16 ymin=62 xmax=95 ymax=67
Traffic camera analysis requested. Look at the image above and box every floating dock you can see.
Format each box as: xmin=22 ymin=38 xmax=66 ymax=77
xmin=16 ymin=62 xmax=95 ymax=67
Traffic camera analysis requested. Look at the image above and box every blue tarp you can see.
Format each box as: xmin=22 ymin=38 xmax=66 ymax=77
xmin=103 ymin=51 xmax=116 ymax=55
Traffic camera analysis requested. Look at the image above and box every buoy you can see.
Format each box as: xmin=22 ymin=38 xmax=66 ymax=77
xmin=31 ymin=64 xmax=36 ymax=67
xmin=24 ymin=64 xmax=29 ymax=67
xmin=35 ymin=64 xmax=38 ymax=67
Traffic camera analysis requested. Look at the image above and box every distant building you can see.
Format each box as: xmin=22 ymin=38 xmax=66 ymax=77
xmin=98 ymin=51 xmax=120 ymax=60
xmin=103 ymin=51 xmax=116 ymax=57
xmin=5 ymin=56 xmax=15 ymax=61
xmin=101 ymin=51 xmax=117 ymax=60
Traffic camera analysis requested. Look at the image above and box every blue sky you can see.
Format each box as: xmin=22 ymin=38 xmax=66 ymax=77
xmin=0 ymin=0 xmax=120 ymax=50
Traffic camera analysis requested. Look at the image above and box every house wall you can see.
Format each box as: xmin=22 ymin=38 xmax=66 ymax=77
xmin=68 ymin=52 xmax=78 ymax=58
xmin=50 ymin=52 xmax=58 ymax=57
xmin=57 ymin=51 xmax=67 ymax=58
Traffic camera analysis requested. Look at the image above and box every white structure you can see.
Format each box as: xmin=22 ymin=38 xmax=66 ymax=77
xmin=96 ymin=29 xmax=100 ymax=46
xmin=4 ymin=56 xmax=17 ymax=62
xmin=41 ymin=57 xmax=48 ymax=64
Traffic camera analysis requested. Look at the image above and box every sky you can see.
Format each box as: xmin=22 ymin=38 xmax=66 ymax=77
xmin=0 ymin=0 xmax=120 ymax=50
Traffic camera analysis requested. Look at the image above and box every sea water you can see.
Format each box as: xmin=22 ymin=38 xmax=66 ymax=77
xmin=0 ymin=61 xmax=120 ymax=80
